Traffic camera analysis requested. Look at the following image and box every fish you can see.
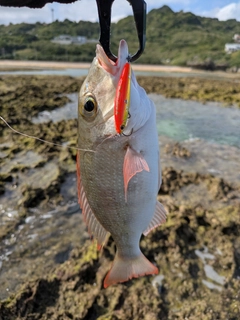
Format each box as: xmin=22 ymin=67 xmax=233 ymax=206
xmin=77 ymin=39 xmax=167 ymax=288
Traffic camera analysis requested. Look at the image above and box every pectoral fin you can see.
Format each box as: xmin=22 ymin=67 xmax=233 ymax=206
xmin=143 ymin=201 xmax=167 ymax=236
xmin=123 ymin=146 xmax=150 ymax=201
xmin=77 ymin=151 xmax=108 ymax=249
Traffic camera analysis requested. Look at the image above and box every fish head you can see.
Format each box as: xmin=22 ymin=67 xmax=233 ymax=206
xmin=78 ymin=40 xmax=152 ymax=146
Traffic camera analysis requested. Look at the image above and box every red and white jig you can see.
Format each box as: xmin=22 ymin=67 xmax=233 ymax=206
xmin=114 ymin=62 xmax=132 ymax=134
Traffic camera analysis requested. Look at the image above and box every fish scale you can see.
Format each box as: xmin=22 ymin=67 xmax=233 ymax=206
xmin=81 ymin=138 xmax=127 ymax=230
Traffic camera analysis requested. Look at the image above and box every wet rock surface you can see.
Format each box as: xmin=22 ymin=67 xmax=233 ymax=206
xmin=137 ymin=76 xmax=240 ymax=107
xmin=164 ymin=142 xmax=191 ymax=158
xmin=0 ymin=75 xmax=239 ymax=319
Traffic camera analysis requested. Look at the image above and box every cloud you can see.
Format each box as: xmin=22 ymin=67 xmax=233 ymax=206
xmin=0 ymin=5 xmax=53 ymax=25
xmin=0 ymin=0 xmax=134 ymax=25
xmin=56 ymin=0 xmax=98 ymax=22
xmin=56 ymin=0 xmax=134 ymax=23
xmin=201 ymin=2 xmax=240 ymax=21
xmin=1 ymin=0 xmax=240 ymax=25
xmin=58 ymin=0 xmax=193 ymax=22
xmin=215 ymin=2 xmax=240 ymax=20
xmin=0 ymin=0 xmax=193 ymax=25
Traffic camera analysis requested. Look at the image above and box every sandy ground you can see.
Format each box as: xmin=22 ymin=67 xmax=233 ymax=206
xmin=1 ymin=59 xmax=240 ymax=80
xmin=0 ymin=59 xmax=191 ymax=72
xmin=0 ymin=59 xmax=222 ymax=73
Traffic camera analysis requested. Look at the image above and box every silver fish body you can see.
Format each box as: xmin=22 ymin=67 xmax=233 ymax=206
xmin=77 ymin=40 xmax=166 ymax=287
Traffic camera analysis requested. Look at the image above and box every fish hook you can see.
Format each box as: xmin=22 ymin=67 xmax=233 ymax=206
xmin=96 ymin=0 xmax=146 ymax=63
xmin=122 ymin=128 xmax=133 ymax=137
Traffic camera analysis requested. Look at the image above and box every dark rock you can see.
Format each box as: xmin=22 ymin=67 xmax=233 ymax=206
xmin=164 ymin=142 xmax=191 ymax=158
xmin=0 ymin=182 xmax=4 ymax=195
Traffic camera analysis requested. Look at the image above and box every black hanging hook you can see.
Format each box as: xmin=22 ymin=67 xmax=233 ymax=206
xmin=96 ymin=0 xmax=146 ymax=63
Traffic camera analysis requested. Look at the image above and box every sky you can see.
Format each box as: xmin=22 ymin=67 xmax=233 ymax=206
xmin=1 ymin=0 xmax=240 ymax=25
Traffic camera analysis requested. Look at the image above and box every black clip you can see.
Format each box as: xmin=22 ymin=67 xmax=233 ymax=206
xmin=96 ymin=0 xmax=146 ymax=63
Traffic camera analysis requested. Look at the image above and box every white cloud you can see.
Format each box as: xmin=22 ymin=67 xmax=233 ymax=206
xmin=0 ymin=0 xmax=134 ymax=25
xmin=0 ymin=0 xmax=193 ymax=25
xmin=215 ymin=2 xmax=240 ymax=20
xmin=55 ymin=0 xmax=135 ymax=23
xmin=1 ymin=0 xmax=240 ymax=26
xmin=0 ymin=5 xmax=53 ymax=25
xmin=201 ymin=2 xmax=240 ymax=21
xmin=56 ymin=0 xmax=98 ymax=22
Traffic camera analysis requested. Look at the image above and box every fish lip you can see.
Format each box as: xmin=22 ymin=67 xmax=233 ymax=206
xmin=96 ymin=44 xmax=117 ymax=76
xmin=96 ymin=40 xmax=129 ymax=76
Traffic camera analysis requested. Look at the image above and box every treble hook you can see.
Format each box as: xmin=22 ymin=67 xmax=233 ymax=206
xmin=96 ymin=0 xmax=146 ymax=63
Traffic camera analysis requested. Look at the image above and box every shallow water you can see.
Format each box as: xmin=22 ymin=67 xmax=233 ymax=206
xmin=160 ymin=136 xmax=240 ymax=186
xmin=0 ymin=68 xmax=88 ymax=77
xmin=32 ymin=93 xmax=240 ymax=149
xmin=0 ymin=150 xmax=43 ymax=174
xmin=32 ymin=93 xmax=78 ymax=124
xmin=195 ymin=247 xmax=226 ymax=291
xmin=0 ymin=68 xmax=238 ymax=80
xmin=0 ymin=172 xmax=87 ymax=299
xmin=151 ymin=94 xmax=240 ymax=149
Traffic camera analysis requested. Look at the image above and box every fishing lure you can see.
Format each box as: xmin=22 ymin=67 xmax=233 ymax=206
xmin=114 ymin=62 xmax=132 ymax=134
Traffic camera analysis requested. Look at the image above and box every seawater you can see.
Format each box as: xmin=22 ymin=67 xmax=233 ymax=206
xmin=32 ymin=93 xmax=240 ymax=149
xmin=151 ymin=94 xmax=240 ymax=149
xmin=0 ymin=68 xmax=238 ymax=80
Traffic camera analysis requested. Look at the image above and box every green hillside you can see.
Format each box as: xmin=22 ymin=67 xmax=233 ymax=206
xmin=1 ymin=5 xmax=240 ymax=68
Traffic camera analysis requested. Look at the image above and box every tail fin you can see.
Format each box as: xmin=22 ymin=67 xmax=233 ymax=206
xmin=103 ymin=251 xmax=158 ymax=288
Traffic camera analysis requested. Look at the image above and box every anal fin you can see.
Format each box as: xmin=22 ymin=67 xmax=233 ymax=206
xmin=77 ymin=151 xmax=108 ymax=249
xmin=123 ymin=146 xmax=150 ymax=201
xmin=143 ymin=201 xmax=167 ymax=236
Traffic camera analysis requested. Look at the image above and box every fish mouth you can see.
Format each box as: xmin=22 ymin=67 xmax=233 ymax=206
xmin=96 ymin=44 xmax=116 ymax=75
xmin=93 ymin=40 xmax=133 ymax=136
xmin=96 ymin=40 xmax=129 ymax=76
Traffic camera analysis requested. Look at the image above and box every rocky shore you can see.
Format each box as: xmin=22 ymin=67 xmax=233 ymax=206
xmin=0 ymin=75 xmax=239 ymax=319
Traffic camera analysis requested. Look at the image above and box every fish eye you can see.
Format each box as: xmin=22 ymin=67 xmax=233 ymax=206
xmin=79 ymin=93 xmax=98 ymax=120
xmin=84 ymin=98 xmax=95 ymax=112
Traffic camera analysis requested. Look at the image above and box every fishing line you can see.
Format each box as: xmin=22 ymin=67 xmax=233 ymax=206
xmin=0 ymin=116 xmax=95 ymax=153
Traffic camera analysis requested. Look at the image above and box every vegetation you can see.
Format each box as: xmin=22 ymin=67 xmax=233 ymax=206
xmin=1 ymin=5 xmax=240 ymax=67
